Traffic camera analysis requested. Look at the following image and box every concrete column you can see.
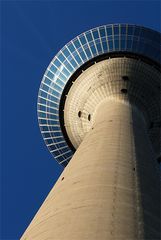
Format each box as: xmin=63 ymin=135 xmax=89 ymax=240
xmin=21 ymin=100 xmax=160 ymax=240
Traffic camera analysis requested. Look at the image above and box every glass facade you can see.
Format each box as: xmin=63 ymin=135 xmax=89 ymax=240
xmin=37 ymin=24 xmax=161 ymax=167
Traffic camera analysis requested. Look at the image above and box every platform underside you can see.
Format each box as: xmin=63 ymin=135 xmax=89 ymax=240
xmin=63 ymin=57 xmax=160 ymax=155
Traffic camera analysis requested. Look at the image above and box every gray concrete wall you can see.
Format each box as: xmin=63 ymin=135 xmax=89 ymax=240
xmin=21 ymin=100 xmax=160 ymax=239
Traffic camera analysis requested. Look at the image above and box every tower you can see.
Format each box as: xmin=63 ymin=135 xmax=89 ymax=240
xmin=21 ymin=24 xmax=161 ymax=239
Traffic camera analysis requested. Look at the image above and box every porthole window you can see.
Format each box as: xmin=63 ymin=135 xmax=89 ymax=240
xmin=78 ymin=111 xmax=82 ymax=117
xmin=149 ymin=122 xmax=154 ymax=129
xmin=121 ymin=88 xmax=127 ymax=94
xmin=122 ymin=76 xmax=129 ymax=81
xmin=157 ymin=156 xmax=161 ymax=164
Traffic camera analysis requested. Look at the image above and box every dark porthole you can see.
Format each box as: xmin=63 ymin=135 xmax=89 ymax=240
xmin=157 ymin=156 xmax=161 ymax=164
xmin=88 ymin=114 xmax=91 ymax=121
xmin=149 ymin=122 xmax=154 ymax=129
xmin=78 ymin=111 xmax=82 ymax=117
xmin=121 ymin=88 xmax=128 ymax=94
xmin=122 ymin=76 xmax=129 ymax=81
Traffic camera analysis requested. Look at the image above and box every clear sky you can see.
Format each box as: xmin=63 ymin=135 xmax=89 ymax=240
xmin=1 ymin=0 xmax=161 ymax=239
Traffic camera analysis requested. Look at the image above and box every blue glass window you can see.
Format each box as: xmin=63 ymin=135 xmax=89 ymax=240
xmin=132 ymin=40 xmax=138 ymax=52
xmin=108 ymin=40 xmax=113 ymax=51
xmin=48 ymin=95 xmax=59 ymax=103
xmin=138 ymin=40 xmax=145 ymax=53
xmin=48 ymin=120 xmax=59 ymax=126
xmin=96 ymin=42 xmax=102 ymax=53
xmin=89 ymin=42 xmax=97 ymax=55
xmin=106 ymin=26 xmax=112 ymax=36
xmin=52 ymin=90 xmax=61 ymax=98
xmin=78 ymin=49 xmax=87 ymax=61
xmin=57 ymin=53 xmax=66 ymax=63
xmin=49 ymin=145 xmax=57 ymax=151
xmin=47 ymin=71 xmax=54 ymax=79
xmin=57 ymin=142 xmax=67 ymax=148
xmin=64 ymin=62 xmax=74 ymax=72
xmin=39 ymin=112 xmax=46 ymax=118
xmin=41 ymin=126 xmax=49 ymax=132
xmin=50 ymin=64 xmax=57 ymax=73
xmin=121 ymin=38 xmax=126 ymax=50
xmin=64 ymin=151 xmax=72 ymax=158
xmin=120 ymin=25 xmax=126 ymax=35
xmin=62 ymin=47 xmax=70 ymax=58
xmin=54 ymin=58 xmax=61 ymax=68
xmin=39 ymin=105 xmax=46 ymax=112
xmin=79 ymin=35 xmax=87 ymax=45
xmin=114 ymin=39 xmax=119 ymax=50
xmin=48 ymin=101 xmax=58 ymax=109
xmin=134 ymin=27 xmax=141 ymax=36
xmin=43 ymin=132 xmax=50 ymax=138
xmin=40 ymin=90 xmax=47 ymax=98
xmin=85 ymin=32 xmax=93 ymax=42
xmin=127 ymin=25 xmax=134 ymax=35
xmin=70 ymin=58 xmax=78 ymax=68
xmin=39 ymin=97 xmax=47 ymax=105
xmin=127 ymin=39 xmax=132 ymax=49
xmin=102 ymin=41 xmax=108 ymax=52
xmin=74 ymin=54 xmax=83 ymax=64
xmin=42 ymin=84 xmax=49 ymax=92
xmin=47 ymin=106 xmax=58 ymax=114
xmin=56 ymin=78 xmax=64 ymax=87
xmin=84 ymin=47 xmax=92 ymax=58
xmin=73 ymin=38 xmax=81 ymax=48
xmin=68 ymin=43 xmax=75 ymax=53
xmin=59 ymin=72 xmax=67 ymax=81
xmin=54 ymin=137 xmax=64 ymax=142
xmin=39 ymin=119 xmax=47 ymax=124
xmin=43 ymin=77 xmax=51 ymax=85
xmin=92 ymin=29 xmax=99 ymax=39
xmin=46 ymin=139 xmax=53 ymax=144
xmin=114 ymin=25 xmax=119 ymax=35
xmin=62 ymin=67 xmax=70 ymax=77
xmin=107 ymin=36 xmax=113 ymax=41
xmin=54 ymin=131 xmax=62 ymax=137
xmin=99 ymin=27 xmax=106 ymax=38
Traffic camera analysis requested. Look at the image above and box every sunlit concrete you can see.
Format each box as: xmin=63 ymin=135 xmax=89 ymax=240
xmin=21 ymin=97 xmax=160 ymax=239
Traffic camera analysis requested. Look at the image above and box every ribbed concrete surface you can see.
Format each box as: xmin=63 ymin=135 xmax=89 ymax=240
xmin=64 ymin=58 xmax=160 ymax=153
xmin=21 ymin=100 xmax=160 ymax=240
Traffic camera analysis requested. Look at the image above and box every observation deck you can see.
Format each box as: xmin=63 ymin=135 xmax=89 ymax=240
xmin=37 ymin=24 xmax=161 ymax=167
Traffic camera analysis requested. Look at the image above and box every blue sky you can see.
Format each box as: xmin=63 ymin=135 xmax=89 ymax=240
xmin=1 ymin=1 xmax=160 ymax=239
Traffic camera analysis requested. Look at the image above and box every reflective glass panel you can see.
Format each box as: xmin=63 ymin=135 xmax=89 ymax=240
xmin=47 ymin=71 xmax=54 ymax=79
xmin=120 ymin=25 xmax=126 ymax=35
xmin=68 ymin=43 xmax=75 ymax=53
xmin=57 ymin=53 xmax=66 ymax=63
xmin=62 ymin=47 xmax=70 ymax=58
xmin=114 ymin=25 xmax=119 ymax=35
xmin=99 ymin=27 xmax=106 ymax=37
xmin=92 ymin=29 xmax=99 ymax=39
xmin=73 ymin=38 xmax=81 ymax=48
xmin=79 ymin=35 xmax=87 ymax=45
xmin=85 ymin=32 xmax=93 ymax=42
xmin=108 ymin=40 xmax=113 ymax=50
xmin=54 ymin=58 xmax=61 ymax=68
xmin=106 ymin=26 xmax=112 ymax=36
xmin=127 ymin=25 xmax=134 ymax=35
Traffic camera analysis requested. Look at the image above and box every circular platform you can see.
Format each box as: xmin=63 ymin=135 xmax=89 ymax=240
xmin=37 ymin=24 xmax=161 ymax=167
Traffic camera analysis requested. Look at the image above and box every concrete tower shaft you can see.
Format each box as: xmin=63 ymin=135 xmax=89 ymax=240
xmin=21 ymin=99 xmax=160 ymax=240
